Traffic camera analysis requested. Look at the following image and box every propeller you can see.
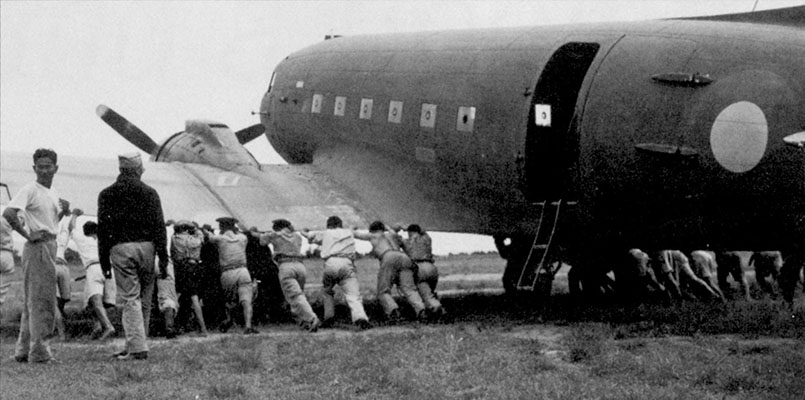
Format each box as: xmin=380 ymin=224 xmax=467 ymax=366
xmin=235 ymin=124 xmax=266 ymax=145
xmin=96 ymin=104 xmax=159 ymax=154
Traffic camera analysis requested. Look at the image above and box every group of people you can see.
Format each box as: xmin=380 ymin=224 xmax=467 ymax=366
xmin=608 ymin=248 xmax=789 ymax=304
xmin=1 ymin=149 xmax=448 ymax=364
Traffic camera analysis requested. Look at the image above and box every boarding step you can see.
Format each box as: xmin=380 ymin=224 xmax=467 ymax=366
xmin=516 ymin=199 xmax=564 ymax=292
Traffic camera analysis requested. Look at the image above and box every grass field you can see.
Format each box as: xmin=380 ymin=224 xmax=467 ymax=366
xmin=1 ymin=252 xmax=804 ymax=400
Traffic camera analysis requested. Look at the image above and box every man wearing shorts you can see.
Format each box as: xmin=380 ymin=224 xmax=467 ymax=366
xmin=57 ymin=212 xmax=116 ymax=340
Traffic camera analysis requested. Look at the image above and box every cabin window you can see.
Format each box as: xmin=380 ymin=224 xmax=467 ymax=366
xmin=360 ymin=98 xmax=373 ymax=120
xmin=420 ymin=103 xmax=437 ymax=128
xmin=311 ymin=94 xmax=323 ymax=114
xmin=334 ymin=96 xmax=347 ymax=116
xmin=456 ymin=106 xmax=476 ymax=132
xmin=388 ymin=101 xmax=403 ymax=123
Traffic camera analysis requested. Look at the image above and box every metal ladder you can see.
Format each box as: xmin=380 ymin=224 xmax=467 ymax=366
xmin=516 ymin=199 xmax=563 ymax=291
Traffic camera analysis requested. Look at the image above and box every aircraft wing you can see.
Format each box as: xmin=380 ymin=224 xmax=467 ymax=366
xmin=1 ymin=152 xmax=368 ymax=230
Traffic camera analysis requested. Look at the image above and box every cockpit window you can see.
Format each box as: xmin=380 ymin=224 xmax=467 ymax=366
xmin=267 ymin=72 xmax=277 ymax=93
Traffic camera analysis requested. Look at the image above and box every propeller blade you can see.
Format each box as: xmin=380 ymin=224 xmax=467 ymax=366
xmin=235 ymin=124 xmax=266 ymax=145
xmin=96 ymin=104 xmax=159 ymax=154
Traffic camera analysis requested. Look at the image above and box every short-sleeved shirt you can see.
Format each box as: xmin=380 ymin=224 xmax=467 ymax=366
xmin=690 ymin=250 xmax=717 ymax=279
xmin=7 ymin=181 xmax=60 ymax=236
xmin=0 ymin=217 xmax=13 ymax=252
xmin=56 ymin=215 xmax=99 ymax=268
xmin=209 ymin=230 xmax=248 ymax=269
xmin=627 ymin=248 xmax=650 ymax=277
xmin=749 ymin=251 xmax=783 ymax=273
xmin=354 ymin=230 xmax=403 ymax=259
xmin=403 ymin=233 xmax=433 ymax=262
xmin=172 ymin=231 xmax=204 ymax=261
xmin=307 ymin=228 xmax=356 ymax=259
xmin=656 ymin=250 xmax=690 ymax=278
xmin=258 ymin=229 xmax=304 ymax=258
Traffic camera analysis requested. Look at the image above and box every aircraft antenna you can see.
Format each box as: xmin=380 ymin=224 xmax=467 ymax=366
xmin=752 ymin=0 xmax=759 ymax=12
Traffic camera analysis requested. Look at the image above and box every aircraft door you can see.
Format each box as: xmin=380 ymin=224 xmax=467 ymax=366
xmin=581 ymin=36 xmax=701 ymax=246
xmin=522 ymin=42 xmax=600 ymax=202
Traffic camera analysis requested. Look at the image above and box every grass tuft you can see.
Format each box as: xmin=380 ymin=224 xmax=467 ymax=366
xmin=109 ymin=365 xmax=150 ymax=387
xmin=207 ymin=380 xmax=248 ymax=399
xmin=564 ymin=323 xmax=611 ymax=363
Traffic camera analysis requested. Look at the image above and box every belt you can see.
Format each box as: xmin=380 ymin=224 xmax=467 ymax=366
xmin=275 ymin=255 xmax=303 ymax=263
xmin=379 ymin=249 xmax=403 ymax=260
xmin=413 ymin=259 xmax=433 ymax=263
xmin=177 ymin=258 xmax=201 ymax=265
xmin=220 ymin=264 xmax=246 ymax=273
xmin=86 ymin=261 xmax=101 ymax=269
xmin=326 ymin=254 xmax=355 ymax=261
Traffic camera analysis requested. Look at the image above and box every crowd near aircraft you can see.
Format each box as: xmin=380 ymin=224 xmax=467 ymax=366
xmin=1 ymin=6 xmax=803 ymax=296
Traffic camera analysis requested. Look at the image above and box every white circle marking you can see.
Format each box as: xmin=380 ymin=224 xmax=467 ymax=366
xmin=710 ymin=101 xmax=767 ymax=173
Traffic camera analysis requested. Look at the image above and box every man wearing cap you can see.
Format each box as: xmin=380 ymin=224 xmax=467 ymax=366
xmin=98 ymin=153 xmax=168 ymax=361
xmin=303 ymin=216 xmax=371 ymax=330
xmin=402 ymin=224 xmax=446 ymax=319
xmin=354 ymin=221 xmax=427 ymax=322
xmin=204 ymin=217 xmax=257 ymax=334
xmin=252 ymin=219 xmax=320 ymax=332
xmin=5 ymin=148 xmax=68 ymax=364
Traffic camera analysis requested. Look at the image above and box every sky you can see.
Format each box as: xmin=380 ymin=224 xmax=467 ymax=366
xmin=1 ymin=0 xmax=801 ymax=254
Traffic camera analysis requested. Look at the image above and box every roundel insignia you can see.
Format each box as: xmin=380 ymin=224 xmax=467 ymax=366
xmin=710 ymin=101 xmax=768 ymax=173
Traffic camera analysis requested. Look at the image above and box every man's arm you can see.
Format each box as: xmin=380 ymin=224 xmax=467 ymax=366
xmin=148 ymin=189 xmax=169 ymax=278
xmin=97 ymin=192 xmax=113 ymax=278
xmin=3 ymin=207 xmax=28 ymax=241
xmin=352 ymin=229 xmax=372 ymax=241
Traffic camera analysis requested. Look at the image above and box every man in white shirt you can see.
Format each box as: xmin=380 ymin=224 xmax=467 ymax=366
xmin=4 ymin=148 xmax=67 ymax=364
xmin=303 ymin=216 xmax=371 ymax=330
xmin=56 ymin=210 xmax=117 ymax=340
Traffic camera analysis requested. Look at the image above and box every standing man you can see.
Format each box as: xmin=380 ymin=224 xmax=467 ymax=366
xmin=402 ymin=224 xmax=446 ymax=319
xmin=204 ymin=217 xmax=258 ymax=334
xmin=5 ymin=148 xmax=66 ymax=364
xmin=253 ymin=219 xmax=320 ymax=332
xmin=98 ymin=153 xmax=168 ymax=361
xmin=303 ymin=216 xmax=371 ymax=330
xmin=354 ymin=221 xmax=427 ymax=322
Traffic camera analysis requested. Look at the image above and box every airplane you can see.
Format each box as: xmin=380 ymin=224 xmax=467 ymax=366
xmin=1 ymin=6 xmax=803 ymax=297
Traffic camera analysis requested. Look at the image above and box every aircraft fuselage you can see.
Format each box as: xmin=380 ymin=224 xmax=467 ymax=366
xmin=260 ymin=18 xmax=805 ymax=256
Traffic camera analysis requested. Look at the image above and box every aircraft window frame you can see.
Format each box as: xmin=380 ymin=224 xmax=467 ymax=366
xmin=334 ymin=96 xmax=347 ymax=117
xmin=420 ymin=103 xmax=437 ymax=129
xmin=456 ymin=106 xmax=476 ymax=132
xmin=311 ymin=94 xmax=323 ymax=114
xmin=359 ymin=98 xmax=374 ymax=120
xmin=388 ymin=100 xmax=403 ymax=124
